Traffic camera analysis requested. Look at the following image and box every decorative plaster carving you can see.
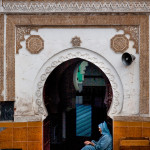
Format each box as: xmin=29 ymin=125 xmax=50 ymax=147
xmin=6 ymin=14 xmax=149 ymax=121
xmin=71 ymin=36 xmax=81 ymax=47
xmin=116 ymin=26 xmax=139 ymax=53
xmin=3 ymin=1 xmax=150 ymax=13
xmin=0 ymin=15 xmax=4 ymax=101
xmin=16 ymin=26 xmax=39 ymax=54
xmin=26 ymin=35 xmax=44 ymax=54
xmin=34 ymin=49 xmax=123 ymax=120
xmin=111 ymin=34 xmax=129 ymax=53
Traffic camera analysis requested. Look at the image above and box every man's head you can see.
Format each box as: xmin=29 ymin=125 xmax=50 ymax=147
xmin=98 ymin=121 xmax=110 ymax=135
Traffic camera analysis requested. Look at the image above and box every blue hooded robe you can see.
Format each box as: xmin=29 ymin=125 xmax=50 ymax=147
xmin=81 ymin=121 xmax=112 ymax=150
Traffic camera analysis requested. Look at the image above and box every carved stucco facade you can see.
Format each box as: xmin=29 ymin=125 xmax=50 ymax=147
xmin=15 ymin=27 xmax=138 ymax=122
xmin=0 ymin=1 xmax=149 ymax=123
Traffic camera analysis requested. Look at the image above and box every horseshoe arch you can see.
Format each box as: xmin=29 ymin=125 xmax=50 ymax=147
xmin=32 ymin=47 xmax=124 ymax=121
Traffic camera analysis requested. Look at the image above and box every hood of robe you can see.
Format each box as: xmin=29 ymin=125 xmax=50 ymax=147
xmin=98 ymin=121 xmax=110 ymax=135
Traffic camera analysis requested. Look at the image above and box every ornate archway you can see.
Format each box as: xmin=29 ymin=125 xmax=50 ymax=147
xmin=31 ymin=47 xmax=123 ymax=121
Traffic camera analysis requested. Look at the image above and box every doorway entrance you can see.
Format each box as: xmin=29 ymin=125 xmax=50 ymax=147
xmin=43 ymin=58 xmax=113 ymax=150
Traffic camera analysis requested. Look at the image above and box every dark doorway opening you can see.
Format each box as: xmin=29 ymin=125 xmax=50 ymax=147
xmin=43 ymin=58 xmax=113 ymax=150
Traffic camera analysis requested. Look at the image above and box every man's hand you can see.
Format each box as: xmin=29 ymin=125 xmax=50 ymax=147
xmin=84 ymin=141 xmax=95 ymax=146
xmin=84 ymin=141 xmax=91 ymax=145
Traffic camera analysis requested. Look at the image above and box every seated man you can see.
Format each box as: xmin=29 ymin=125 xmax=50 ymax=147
xmin=81 ymin=121 xmax=112 ymax=150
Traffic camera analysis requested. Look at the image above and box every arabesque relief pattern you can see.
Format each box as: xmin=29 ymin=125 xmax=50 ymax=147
xmin=0 ymin=15 xmax=4 ymax=101
xmin=116 ymin=26 xmax=139 ymax=53
xmin=6 ymin=14 xmax=149 ymax=116
xmin=3 ymin=1 xmax=150 ymax=13
xmin=16 ymin=26 xmax=39 ymax=54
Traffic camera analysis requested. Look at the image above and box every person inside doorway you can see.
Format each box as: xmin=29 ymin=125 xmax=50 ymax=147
xmin=81 ymin=121 xmax=112 ymax=150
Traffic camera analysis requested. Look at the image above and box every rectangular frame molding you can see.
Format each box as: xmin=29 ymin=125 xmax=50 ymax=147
xmin=0 ymin=15 xmax=4 ymax=101
xmin=6 ymin=14 xmax=149 ymax=114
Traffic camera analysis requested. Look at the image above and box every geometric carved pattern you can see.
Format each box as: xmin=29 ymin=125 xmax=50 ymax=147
xmin=71 ymin=36 xmax=82 ymax=47
xmin=116 ymin=26 xmax=139 ymax=53
xmin=26 ymin=35 xmax=44 ymax=54
xmin=16 ymin=26 xmax=39 ymax=54
xmin=3 ymin=1 xmax=150 ymax=13
xmin=111 ymin=34 xmax=129 ymax=53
